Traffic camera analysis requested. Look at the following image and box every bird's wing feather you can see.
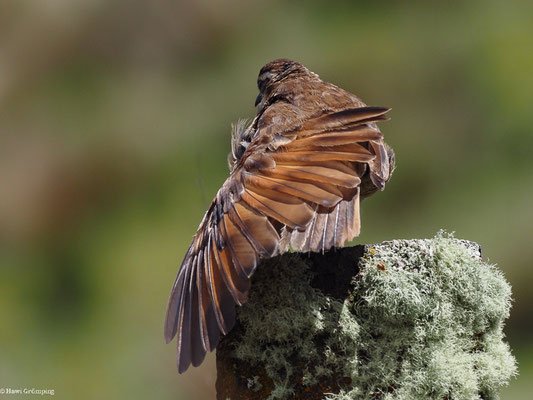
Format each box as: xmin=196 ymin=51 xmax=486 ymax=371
xmin=165 ymin=106 xmax=390 ymax=373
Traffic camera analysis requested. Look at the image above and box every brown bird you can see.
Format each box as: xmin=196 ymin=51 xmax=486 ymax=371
xmin=165 ymin=59 xmax=395 ymax=373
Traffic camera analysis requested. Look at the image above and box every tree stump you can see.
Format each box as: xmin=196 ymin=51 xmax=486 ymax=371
xmin=216 ymin=233 xmax=516 ymax=400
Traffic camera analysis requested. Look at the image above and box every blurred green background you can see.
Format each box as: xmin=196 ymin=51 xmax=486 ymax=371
xmin=0 ymin=1 xmax=531 ymax=399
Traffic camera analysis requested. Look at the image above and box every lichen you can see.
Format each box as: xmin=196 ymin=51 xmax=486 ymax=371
xmin=229 ymin=232 xmax=517 ymax=399
xmin=232 ymin=253 xmax=357 ymax=399
xmin=247 ymin=376 xmax=263 ymax=392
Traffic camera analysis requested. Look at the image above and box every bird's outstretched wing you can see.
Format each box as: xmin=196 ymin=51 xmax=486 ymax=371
xmin=164 ymin=106 xmax=390 ymax=373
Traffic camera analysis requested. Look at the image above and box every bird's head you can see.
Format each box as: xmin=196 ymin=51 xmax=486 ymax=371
xmin=254 ymin=59 xmax=313 ymax=106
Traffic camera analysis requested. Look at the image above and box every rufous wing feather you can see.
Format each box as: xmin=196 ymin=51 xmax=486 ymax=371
xmin=165 ymin=106 xmax=391 ymax=373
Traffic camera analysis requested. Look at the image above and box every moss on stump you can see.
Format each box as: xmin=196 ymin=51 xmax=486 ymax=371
xmin=216 ymin=232 xmax=517 ymax=400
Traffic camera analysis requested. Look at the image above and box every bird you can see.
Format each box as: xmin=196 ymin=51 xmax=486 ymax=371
xmin=164 ymin=59 xmax=395 ymax=373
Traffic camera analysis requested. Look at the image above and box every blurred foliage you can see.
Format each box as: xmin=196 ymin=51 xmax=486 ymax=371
xmin=0 ymin=1 xmax=531 ymax=399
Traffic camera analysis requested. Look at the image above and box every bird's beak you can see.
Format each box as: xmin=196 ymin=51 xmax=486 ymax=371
xmin=255 ymin=92 xmax=262 ymax=107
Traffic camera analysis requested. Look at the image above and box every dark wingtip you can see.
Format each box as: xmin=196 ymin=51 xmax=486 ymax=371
xmin=371 ymin=105 xmax=390 ymax=110
xmin=164 ymin=332 xmax=173 ymax=345
xmin=164 ymin=311 xmax=178 ymax=344
xmin=177 ymin=340 xmax=194 ymax=374
xmin=177 ymin=361 xmax=190 ymax=374
xmin=364 ymin=106 xmax=391 ymax=114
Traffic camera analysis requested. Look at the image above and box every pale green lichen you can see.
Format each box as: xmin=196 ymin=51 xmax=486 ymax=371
xmin=230 ymin=232 xmax=517 ymax=399
xmin=247 ymin=376 xmax=264 ymax=392
xmin=233 ymin=253 xmax=355 ymax=398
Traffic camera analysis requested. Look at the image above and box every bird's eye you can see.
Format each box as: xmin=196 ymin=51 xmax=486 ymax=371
xmin=257 ymin=71 xmax=275 ymax=90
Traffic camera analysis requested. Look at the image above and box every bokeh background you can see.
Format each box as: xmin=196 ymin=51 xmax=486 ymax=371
xmin=0 ymin=1 xmax=531 ymax=399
